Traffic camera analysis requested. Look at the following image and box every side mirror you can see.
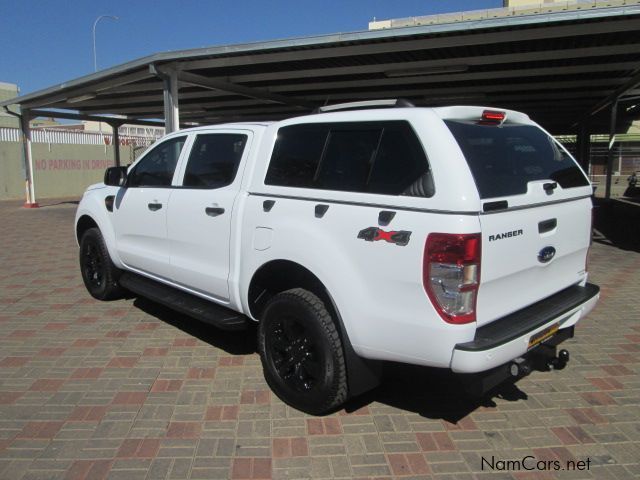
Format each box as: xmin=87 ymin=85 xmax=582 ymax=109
xmin=104 ymin=166 xmax=128 ymax=186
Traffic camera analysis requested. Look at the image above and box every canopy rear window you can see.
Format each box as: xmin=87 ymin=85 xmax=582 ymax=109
xmin=444 ymin=120 xmax=589 ymax=199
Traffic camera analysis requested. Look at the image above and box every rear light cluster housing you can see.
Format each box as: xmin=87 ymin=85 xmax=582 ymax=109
xmin=423 ymin=233 xmax=481 ymax=324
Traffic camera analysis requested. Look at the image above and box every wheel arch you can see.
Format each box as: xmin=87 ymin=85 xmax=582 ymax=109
xmin=74 ymin=201 xmax=122 ymax=269
xmin=76 ymin=214 xmax=99 ymax=245
xmin=248 ymin=259 xmax=328 ymax=321
xmin=248 ymin=259 xmax=381 ymax=397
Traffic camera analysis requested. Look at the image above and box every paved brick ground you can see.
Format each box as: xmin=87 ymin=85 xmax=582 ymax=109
xmin=0 ymin=198 xmax=638 ymax=480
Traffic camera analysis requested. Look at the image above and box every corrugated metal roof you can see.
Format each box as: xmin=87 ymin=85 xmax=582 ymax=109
xmin=3 ymin=4 xmax=640 ymax=133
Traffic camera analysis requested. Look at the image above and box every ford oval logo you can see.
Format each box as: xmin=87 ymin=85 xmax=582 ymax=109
xmin=538 ymin=246 xmax=556 ymax=263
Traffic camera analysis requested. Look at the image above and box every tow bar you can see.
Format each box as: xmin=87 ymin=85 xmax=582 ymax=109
xmin=461 ymin=326 xmax=574 ymax=397
xmin=510 ymin=348 xmax=570 ymax=377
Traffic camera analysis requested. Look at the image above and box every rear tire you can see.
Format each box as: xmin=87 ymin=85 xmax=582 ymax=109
xmin=79 ymin=227 xmax=124 ymax=300
xmin=258 ymin=288 xmax=348 ymax=415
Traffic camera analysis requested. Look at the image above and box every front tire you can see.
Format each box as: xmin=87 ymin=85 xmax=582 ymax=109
xmin=79 ymin=227 xmax=124 ymax=300
xmin=258 ymin=288 xmax=348 ymax=415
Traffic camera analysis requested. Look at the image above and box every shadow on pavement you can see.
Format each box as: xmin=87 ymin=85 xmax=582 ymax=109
xmin=593 ymin=197 xmax=640 ymax=252
xmin=37 ymin=199 xmax=80 ymax=207
xmin=133 ymin=296 xmax=257 ymax=355
xmin=135 ymin=295 xmax=530 ymax=422
xmin=344 ymin=362 xmax=528 ymax=423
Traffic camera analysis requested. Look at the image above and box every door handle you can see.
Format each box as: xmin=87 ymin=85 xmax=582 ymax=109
xmin=148 ymin=202 xmax=162 ymax=211
xmin=205 ymin=207 xmax=225 ymax=217
xmin=538 ymin=218 xmax=557 ymax=234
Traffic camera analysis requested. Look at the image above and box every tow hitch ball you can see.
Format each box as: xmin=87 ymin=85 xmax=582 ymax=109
xmin=548 ymin=349 xmax=570 ymax=370
xmin=509 ymin=349 xmax=570 ymax=377
xmin=509 ymin=357 xmax=531 ymax=377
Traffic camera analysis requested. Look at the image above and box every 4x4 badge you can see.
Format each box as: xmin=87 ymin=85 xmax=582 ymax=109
xmin=358 ymin=227 xmax=411 ymax=246
xmin=538 ymin=246 xmax=556 ymax=263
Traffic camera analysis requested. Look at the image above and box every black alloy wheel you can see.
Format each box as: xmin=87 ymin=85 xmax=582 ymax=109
xmin=82 ymin=241 xmax=104 ymax=289
xmin=79 ymin=227 xmax=123 ymax=300
xmin=258 ymin=288 xmax=347 ymax=415
xmin=266 ymin=315 xmax=323 ymax=393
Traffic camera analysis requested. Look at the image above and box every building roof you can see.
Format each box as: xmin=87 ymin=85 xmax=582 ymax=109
xmin=2 ymin=2 xmax=640 ymax=134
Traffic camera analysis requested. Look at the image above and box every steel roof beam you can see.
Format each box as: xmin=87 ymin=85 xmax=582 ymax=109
xmin=214 ymin=44 xmax=640 ymax=85
xmin=77 ymin=82 xmax=617 ymax=115
xmin=22 ymin=43 xmax=640 ymax=112
xmin=77 ymin=76 xmax=624 ymax=112
xmin=53 ymin=64 xmax=636 ymax=110
xmin=178 ymin=97 xmax=607 ymax=119
xmin=105 ymin=81 xmax=164 ymax=95
xmin=266 ymin=62 xmax=640 ymax=93
xmin=172 ymin=70 xmax=315 ymax=109
xmin=81 ymin=98 xmax=262 ymax=114
xmin=20 ymin=70 xmax=152 ymax=109
xmin=586 ymin=68 xmax=640 ymax=117
xmin=27 ymin=108 xmax=165 ymax=127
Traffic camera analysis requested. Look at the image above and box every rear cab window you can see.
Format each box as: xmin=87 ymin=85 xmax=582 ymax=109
xmin=444 ymin=120 xmax=589 ymax=199
xmin=182 ymin=133 xmax=248 ymax=189
xmin=265 ymin=121 xmax=433 ymax=197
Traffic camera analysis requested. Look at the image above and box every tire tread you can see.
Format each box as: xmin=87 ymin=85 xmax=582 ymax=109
xmin=259 ymin=288 xmax=348 ymax=414
xmin=80 ymin=227 xmax=124 ymax=300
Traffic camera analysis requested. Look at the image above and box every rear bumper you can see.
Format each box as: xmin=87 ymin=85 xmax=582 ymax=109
xmin=450 ymin=283 xmax=599 ymax=373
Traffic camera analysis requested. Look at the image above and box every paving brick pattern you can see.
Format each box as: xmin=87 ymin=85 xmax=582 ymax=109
xmin=0 ymin=198 xmax=638 ymax=479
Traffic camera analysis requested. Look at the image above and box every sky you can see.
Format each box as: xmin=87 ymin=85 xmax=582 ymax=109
xmin=0 ymin=0 xmax=502 ymax=96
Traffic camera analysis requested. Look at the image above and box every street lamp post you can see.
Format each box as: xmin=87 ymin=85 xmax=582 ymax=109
xmin=92 ymin=15 xmax=119 ymax=72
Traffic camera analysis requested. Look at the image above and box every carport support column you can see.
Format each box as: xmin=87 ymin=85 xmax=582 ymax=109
xmin=162 ymin=70 xmax=180 ymax=133
xmin=109 ymin=122 xmax=121 ymax=167
xmin=19 ymin=109 xmax=38 ymax=208
xmin=605 ymin=101 xmax=618 ymax=200
xmin=576 ymin=122 xmax=591 ymax=176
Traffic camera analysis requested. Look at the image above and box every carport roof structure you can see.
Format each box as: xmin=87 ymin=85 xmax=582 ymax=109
xmin=2 ymin=2 xmax=640 ymax=135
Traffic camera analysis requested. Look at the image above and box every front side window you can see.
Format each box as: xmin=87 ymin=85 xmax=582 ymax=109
xmin=265 ymin=121 xmax=432 ymax=196
xmin=182 ymin=133 xmax=248 ymax=188
xmin=127 ymin=136 xmax=186 ymax=187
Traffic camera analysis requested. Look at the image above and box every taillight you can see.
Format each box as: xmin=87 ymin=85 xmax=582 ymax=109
xmin=423 ymin=233 xmax=481 ymax=324
xmin=481 ymin=110 xmax=506 ymax=124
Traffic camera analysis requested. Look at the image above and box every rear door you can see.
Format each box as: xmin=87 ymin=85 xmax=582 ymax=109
xmin=167 ymin=130 xmax=252 ymax=301
xmin=445 ymin=118 xmax=592 ymax=326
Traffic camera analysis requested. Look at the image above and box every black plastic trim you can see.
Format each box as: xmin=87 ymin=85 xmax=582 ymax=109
xmin=324 ymin=290 xmax=381 ymax=397
xmin=483 ymin=200 xmax=508 ymax=212
xmin=480 ymin=195 xmax=592 ymax=215
xmin=263 ymin=200 xmax=275 ymax=212
xmin=315 ymin=204 xmax=329 ymax=218
xmin=456 ymin=283 xmax=599 ymax=352
xmin=104 ymin=195 xmax=115 ymax=212
xmin=119 ymin=272 xmax=247 ymax=331
xmin=378 ymin=210 xmax=396 ymax=226
xmin=538 ymin=218 xmax=557 ymax=233
xmin=249 ymin=193 xmax=477 ymax=216
xmin=205 ymin=207 xmax=225 ymax=217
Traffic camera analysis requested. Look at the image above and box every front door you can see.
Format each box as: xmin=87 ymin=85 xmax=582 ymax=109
xmin=113 ymin=135 xmax=188 ymax=278
xmin=167 ymin=131 xmax=251 ymax=301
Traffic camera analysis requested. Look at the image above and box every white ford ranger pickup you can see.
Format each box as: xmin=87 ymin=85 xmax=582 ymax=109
xmin=75 ymin=101 xmax=600 ymax=414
